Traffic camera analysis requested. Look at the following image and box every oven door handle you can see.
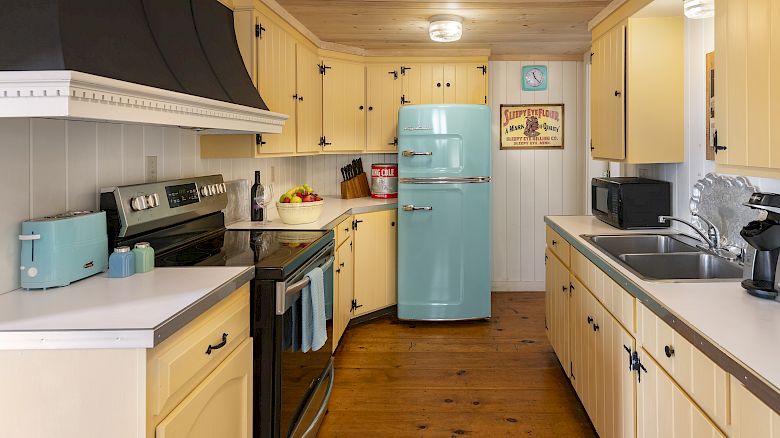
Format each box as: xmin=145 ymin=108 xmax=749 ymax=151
xmin=284 ymin=256 xmax=335 ymax=296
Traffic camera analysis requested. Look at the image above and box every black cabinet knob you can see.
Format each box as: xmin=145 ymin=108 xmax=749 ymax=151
xmin=368 ymin=106 xmax=373 ymax=111
xmin=359 ymin=105 xmax=364 ymax=110
xmin=587 ymin=316 xmax=593 ymax=324
xmin=615 ymin=90 xmax=622 ymax=97
xmin=664 ymin=345 xmax=675 ymax=358
xmin=437 ymin=82 xmax=442 ymax=87
xmin=446 ymin=82 xmax=451 ymax=87
xmin=593 ymin=323 xmax=599 ymax=332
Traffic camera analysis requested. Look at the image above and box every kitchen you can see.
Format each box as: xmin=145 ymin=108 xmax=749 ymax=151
xmin=0 ymin=0 xmax=778 ymax=437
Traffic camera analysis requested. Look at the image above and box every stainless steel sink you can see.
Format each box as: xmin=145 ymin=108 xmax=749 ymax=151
xmin=582 ymin=233 xmax=743 ymax=282
xmin=588 ymin=234 xmax=699 ymax=256
xmin=618 ymin=253 xmax=744 ymax=281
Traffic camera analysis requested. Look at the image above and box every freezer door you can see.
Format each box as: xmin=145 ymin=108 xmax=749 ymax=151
xmin=397 ymin=182 xmax=491 ymax=320
xmin=398 ymin=104 xmax=490 ymax=179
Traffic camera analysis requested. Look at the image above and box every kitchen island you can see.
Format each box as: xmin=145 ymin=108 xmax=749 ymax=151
xmin=545 ymin=215 xmax=780 ymax=437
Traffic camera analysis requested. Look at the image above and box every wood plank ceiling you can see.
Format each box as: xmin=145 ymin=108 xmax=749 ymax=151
xmin=273 ymin=0 xmax=611 ymax=56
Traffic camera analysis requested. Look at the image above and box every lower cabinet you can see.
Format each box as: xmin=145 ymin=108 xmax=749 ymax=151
xmin=155 ymin=338 xmax=253 ymax=438
xmin=544 ymin=225 xmax=747 ymax=438
xmin=353 ymin=209 xmax=397 ymax=317
xmin=333 ymin=233 xmax=354 ymax=351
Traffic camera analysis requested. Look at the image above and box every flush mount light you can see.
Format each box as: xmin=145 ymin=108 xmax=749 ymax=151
xmin=429 ymin=15 xmax=463 ymax=43
xmin=683 ymin=0 xmax=714 ymax=19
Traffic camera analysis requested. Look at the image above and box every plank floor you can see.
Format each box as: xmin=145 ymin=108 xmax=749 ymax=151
xmin=317 ymin=292 xmax=597 ymax=438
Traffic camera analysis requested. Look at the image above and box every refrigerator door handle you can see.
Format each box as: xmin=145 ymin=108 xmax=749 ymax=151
xmin=402 ymin=204 xmax=433 ymax=212
xmin=401 ymin=150 xmax=433 ymax=157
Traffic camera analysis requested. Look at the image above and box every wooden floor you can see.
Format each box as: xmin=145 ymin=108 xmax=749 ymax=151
xmin=317 ymin=292 xmax=597 ymax=438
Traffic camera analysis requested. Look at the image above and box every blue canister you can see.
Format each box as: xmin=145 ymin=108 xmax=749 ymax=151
xmin=109 ymin=246 xmax=135 ymax=278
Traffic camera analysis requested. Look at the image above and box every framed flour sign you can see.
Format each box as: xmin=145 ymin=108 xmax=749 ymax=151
xmin=500 ymin=104 xmax=564 ymax=149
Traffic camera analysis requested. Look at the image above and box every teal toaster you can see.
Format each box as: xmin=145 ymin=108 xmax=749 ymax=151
xmin=19 ymin=211 xmax=108 ymax=289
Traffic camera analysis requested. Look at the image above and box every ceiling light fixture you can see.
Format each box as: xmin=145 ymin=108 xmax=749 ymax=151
xmin=683 ymin=0 xmax=714 ymax=19
xmin=429 ymin=15 xmax=463 ymax=43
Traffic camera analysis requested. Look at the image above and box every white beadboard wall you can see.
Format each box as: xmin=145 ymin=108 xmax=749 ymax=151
xmin=489 ymin=60 xmax=587 ymax=291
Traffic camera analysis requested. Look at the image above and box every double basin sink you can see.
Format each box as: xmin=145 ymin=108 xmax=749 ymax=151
xmin=583 ymin=234 xmax=743 ymax=282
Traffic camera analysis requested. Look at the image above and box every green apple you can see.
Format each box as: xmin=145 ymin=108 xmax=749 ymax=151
xmin=291 ymin=195 xmax=303 ymax=203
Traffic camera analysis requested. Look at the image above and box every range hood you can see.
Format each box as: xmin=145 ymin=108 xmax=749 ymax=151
xmin=0 ymin=0 xmax=287 ymax=134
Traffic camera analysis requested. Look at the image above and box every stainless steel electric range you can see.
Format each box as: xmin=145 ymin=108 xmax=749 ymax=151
xmin=100 ymin=175 xmax=335 ymax=438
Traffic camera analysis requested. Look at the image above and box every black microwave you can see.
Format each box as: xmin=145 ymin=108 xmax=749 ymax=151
xmin=591 ymin=177 xmax=672 ymax=229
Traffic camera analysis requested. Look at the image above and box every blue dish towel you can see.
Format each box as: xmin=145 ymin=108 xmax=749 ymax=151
xmin=301 ymin=266 xmax=327 ymax=352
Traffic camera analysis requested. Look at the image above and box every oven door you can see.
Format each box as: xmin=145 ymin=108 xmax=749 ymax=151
xmin=276 ymin=241 xmax=335 ymax=438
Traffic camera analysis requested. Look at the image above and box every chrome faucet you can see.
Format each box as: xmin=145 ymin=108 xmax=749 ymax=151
xmin=658 ymin=214 xmax=721 ymax=251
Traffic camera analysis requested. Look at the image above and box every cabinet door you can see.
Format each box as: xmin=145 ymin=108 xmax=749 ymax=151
xmin=600 ymin=311 xmax=636 ymax=438
xmin=637 ymin=350 xmax=725 ymax=438
xmin=385 ymin=210 xmax=398 ymax=306
xmin=590 ymin=23 xmax=626 ymax=160
xmin=454 ymin=63 xmax=488 ymax=104
xmin=255 ymin=12 xmax=296 ymax=155
xmin=156 ymin=338 xmax=253 ymax=438
xmin=366 ymin=64 xmax=402 ymax=152
xmin=730 ymin=376 xmax=780 ymax=438
xmin=353 ymin=212 xmax=390 ymax=316
xmin=322 ymin=58 xmax=366 ymax=152
xmin=401 ymin=63 xmax=434 ymax=106
xmin=545 ymin=250 xmax=554 ymax=344
xmin=441 ymin=64 xmax=455 ymax=103
xmin=569 ymin=276 xmax=587 ymax=401
xmin=295 ymin=45 xmax=322 ymax=154
xmin=333 ymin=238 xmax=354 ymax=350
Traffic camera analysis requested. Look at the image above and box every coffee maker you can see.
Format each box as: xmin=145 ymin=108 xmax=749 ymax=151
xmin=741 ymin=192 xmax=780 ymax=299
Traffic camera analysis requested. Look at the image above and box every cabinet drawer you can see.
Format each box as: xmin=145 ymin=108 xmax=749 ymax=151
xmin=638 ymin=302 xmax=729 ymax=431
xmin=571 ymin=247 xmax=634 ymax=332
xmin=546 ymin=227 xmax=570 ymax=267
xmin=148 ymin=284 xmax=251 ymax=417
xmin=336 ymin=216 xmax=353 ymax=246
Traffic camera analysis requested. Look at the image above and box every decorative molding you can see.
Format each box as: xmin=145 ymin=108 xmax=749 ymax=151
xmin=588 ymin=0 xmax=629 ymax=31
xmin=0 ymin=70 xmax=288 ymax=134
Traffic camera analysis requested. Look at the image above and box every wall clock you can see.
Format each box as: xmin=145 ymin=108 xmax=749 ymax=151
xmin=522 ymin=65 xmax=548 ymax=91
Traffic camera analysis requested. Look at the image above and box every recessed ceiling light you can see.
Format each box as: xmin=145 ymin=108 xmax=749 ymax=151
xmin=429 ymin=15 xmax=463 ymax=43
xmin=683 ymin=0 xmax=714 ymax=19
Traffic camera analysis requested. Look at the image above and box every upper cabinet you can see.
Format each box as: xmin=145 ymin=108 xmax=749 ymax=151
xmin=401 ymin=62 xmax=487 ymax=106
xmin=366 ymin=64 xmax=402 ymax=152
xmin=590 ymin=16 xmax=684 ymax=164
xmin=714 ymin=0 xmax=780 ymax=177
xmin=296 ymin=45 xmax=324 ymax=154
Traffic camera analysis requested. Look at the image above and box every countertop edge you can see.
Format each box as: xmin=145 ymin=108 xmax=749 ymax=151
xmin=321 ymin=202 xmax=398 ymax=229
xmin=544 ymin=216 xmax=780 ymax=415
xmin=0 ymin=267 xmax=256 ymax=351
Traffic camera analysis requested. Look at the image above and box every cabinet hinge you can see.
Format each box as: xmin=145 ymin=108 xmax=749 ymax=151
xmin=351 ymin=299 xmax=363 ymax=312
xmin=255 ymin=134 xmax=266 ymax=146
xmin=388 ymin=70 xmax=398 ymax=80
xmin=477 ymin=65 xmax=487 ymax=75
xmin=570 ymin=362 xmax=575 ymax=380
xmin=319 ymin=63 xmax=331 ymax=75
xmin=319 ymin=136 xmax=331 ymax=148
xmin=624 ymin=345 xmax=647 ymax=382
xmin=352 ymin=219 xmax=364 ymax=230
xmin=484 ymin=96 xmax=487 ymax=104
xmin=400 ymin=94 xmax=410 ymax=105
xmin=255 ymin=23 xmax=265 ymax=38
xmin=400 ymin=66 xmax=412 ymax=75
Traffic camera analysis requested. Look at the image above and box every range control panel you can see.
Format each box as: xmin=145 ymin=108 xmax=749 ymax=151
xmin=100 ymin=175 xmax=227 ymax=238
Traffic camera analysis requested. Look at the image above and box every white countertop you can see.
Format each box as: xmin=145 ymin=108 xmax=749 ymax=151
xmin=0 ymin=266 xmax=254 ymax=350
xmin=228 ymin=196 xmax=397 ymax=231
xmin=546 ymin=215 xmax=780 ymax=395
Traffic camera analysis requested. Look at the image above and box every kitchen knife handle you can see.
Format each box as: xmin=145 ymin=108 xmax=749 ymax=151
xmin=401 ymin=150 xmax=433 ymax=157
xmin=402 ymin=205 xmax=433 ymax=212
xmin=18 ymin=234 xmax=41 ymax=241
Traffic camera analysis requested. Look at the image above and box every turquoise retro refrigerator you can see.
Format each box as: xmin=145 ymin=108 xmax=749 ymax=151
xmin=397 ymin=104 xmax=492 ymax=320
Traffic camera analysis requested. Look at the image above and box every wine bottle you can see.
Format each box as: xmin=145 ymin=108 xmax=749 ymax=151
xmin=251 ymin=171 xmax=264 ymax=222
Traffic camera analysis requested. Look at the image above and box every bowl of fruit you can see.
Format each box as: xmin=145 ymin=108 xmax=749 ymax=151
xmin=276 ymin=184 xmax=325 ymax=225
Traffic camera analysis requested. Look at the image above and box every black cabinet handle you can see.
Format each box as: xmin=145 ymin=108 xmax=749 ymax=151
xmin=593 ymin=323 xmax=600 ymax=332
xmin=551 ymin=240 xmax=558 ymax=246
xmin=340 ymin=262 xmax=345 ymax=267
xmin=664 ymin=345 xmax=675 ymax=358
xmin=587 ymin=316 xmax=593 ymax=324
xmin=437 ymin=82 xmax=442 ymax=87
xmin=391 ymin=221 xmax=396 ymax=226
xmin=562 ymin=285 xmax=568 ymax=293
xmin=446 ymin=82 xmax=451 ymax=87
xmin=359 ymin=105 xmax=364 ymax=110
xmin=205 ymin=333 xmax=228 ymax=355
xmin=298 ymin=96 xmax=304 ymax=101
xmin=368 ymin=106 xmax=373 ymax=111
xmin=615 ymin=90 xmax=622 ymax=97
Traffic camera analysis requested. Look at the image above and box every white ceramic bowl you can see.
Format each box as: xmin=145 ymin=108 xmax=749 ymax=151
xmin=276 ymin=200 xmax=325 ymax=225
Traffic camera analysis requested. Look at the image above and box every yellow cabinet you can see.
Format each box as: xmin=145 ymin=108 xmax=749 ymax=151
xmin=322 ymin=57 xmax=366 ymax=152
xmin=714 ymin=0 xmax=780 ymax=175
xmin=637 ymin=350 xmax=725 ymax=438
xmin=400 ymin=63 xmax=487 ymax=107
xmin=352 ymin=210 xmax=397 ymax=316
xmin=333 ymin=236 xmax=354 ymax=352
xmin=590 ymin=17 xmax=684 ymax=163
xmin=730 ymin=376 xmax=780 ymax=437
xmin=546 ymin=250 xmax=569 ymax=370
xmin=296 ymin=44 xmax=323 ymax=154
xmin=366 ymin=64 xmax=402 ymax=152
xmin=155 ymin=338 xmax=253 ymax=438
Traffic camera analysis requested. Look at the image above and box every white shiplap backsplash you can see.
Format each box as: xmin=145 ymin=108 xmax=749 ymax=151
xmin=0 ymin=117 xmax=393 ymax=293
xmin=489 ymin=60 xmax=588 ymax=291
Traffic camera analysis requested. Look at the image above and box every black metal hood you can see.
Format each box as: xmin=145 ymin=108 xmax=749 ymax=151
xmin=0 ymin=0 xmax=267 ymax=110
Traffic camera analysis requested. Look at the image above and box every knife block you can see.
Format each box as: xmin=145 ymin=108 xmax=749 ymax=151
xmin=341 ymin=173 xmax=371 ymax=199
